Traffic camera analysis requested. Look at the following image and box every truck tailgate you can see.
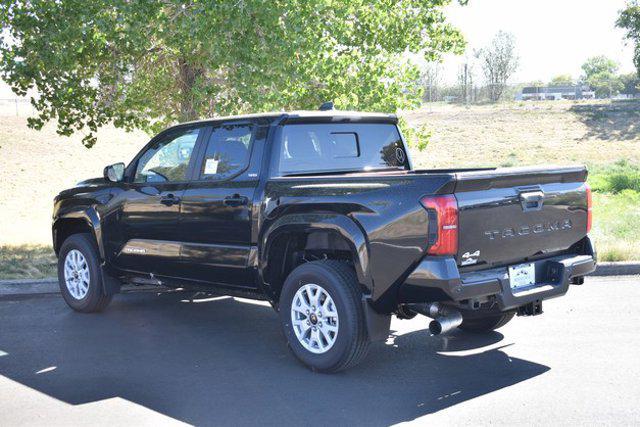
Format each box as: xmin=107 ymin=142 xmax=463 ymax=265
xmin=453 ymin=166 xmax=589 ymax=268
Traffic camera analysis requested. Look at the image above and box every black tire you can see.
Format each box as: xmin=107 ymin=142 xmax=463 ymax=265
xmin=458 ymin=311 xmax=515 ymax=333
xmin=279 ymin=260 xmax=370 ymax=373
xmin=57 ymin=233 xmax=112 ymax=313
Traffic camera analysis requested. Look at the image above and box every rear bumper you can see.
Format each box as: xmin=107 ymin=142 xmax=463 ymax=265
xmin=401 ymin=241 xmax=596 ymax=311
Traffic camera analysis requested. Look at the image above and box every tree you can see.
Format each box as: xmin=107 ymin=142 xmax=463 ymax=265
xmin=421 ymin=62 xmax=443 ymax=103
xmin=456 ymin=55 xmax=477 ymax=104
xmin=549 ymin=74 xmax=574 ymax=86
xmin=0 ymin=1 xmax=468 ymax=147
xmin=617 ymin=1 xmax=640 ymax=75
xmin=476 ymin=31 xmax=519 ymax=102
xmin=581 ymin=56 xmax=623 ymax=98
xmin=620 ymin=72 xmax=640 ymax=95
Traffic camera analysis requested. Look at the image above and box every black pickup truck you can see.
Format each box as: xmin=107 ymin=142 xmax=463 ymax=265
xmin=53 ymin=107 xmax=596 ymax=372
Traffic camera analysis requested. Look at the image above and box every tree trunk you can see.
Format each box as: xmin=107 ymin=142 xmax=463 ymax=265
xmin=177 ymin=58 xmax=202 ymax=122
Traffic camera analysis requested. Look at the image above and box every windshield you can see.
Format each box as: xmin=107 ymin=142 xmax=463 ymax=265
xmin=273 ymin=123 xmax=409 ymax=176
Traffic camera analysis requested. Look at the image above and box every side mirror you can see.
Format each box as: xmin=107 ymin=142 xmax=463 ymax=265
xmin=104 ymin=162 xmax=125 ymax=183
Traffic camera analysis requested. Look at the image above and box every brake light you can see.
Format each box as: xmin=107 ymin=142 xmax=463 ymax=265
xmin=586 ymin=184 xmax=592 ymax=233
xmin=420 ymin=194 xmax=458 ymax=255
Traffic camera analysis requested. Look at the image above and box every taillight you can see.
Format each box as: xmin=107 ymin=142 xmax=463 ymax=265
xmin=586 ymin=184 xmax=592 ymax=233
xmin=420 ymin=194 xmax=458 ymax=256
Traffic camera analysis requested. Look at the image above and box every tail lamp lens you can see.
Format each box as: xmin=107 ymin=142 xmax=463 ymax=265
xmin=420 ymin=194 xmax=458 ymax=256
xmin=586 ymin=184 xmax=592 ymax=233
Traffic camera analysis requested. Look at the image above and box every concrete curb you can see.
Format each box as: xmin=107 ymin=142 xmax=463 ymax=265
xmin=1 ymin=262 xmax=638 ymax=298
xmin=589 ymin=261 xmax=640 ymax=277
xmin=0 ymin=279 xmax=168 ymax=299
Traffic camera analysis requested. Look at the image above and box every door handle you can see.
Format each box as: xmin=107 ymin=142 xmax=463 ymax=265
xmin=160 ymin=193 xmax=181 ymax=206
xmin=519 ymin=191 xmax=544 ymax=212
xmin=223 ymin=194 xmax=248 ymax=207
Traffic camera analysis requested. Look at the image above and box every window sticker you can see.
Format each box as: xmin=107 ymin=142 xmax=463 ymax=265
xmin=204 ymin=158 xmax=219 ymax=175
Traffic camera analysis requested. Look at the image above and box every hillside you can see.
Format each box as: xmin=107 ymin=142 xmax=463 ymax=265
xmin=405 ymin=100 xmax=640 ymax=169
xmin=0 ymin=115 xmax=146 ymax=245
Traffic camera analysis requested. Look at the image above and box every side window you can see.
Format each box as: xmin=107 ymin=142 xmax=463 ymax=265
xmin=134 ymin=128 xmax=201 ymax=183
xmin=200 ymin=124 xmax=254 ymax=180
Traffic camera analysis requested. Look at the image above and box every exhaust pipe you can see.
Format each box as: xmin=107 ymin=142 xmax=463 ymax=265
xmin=428 ymin=311 xmax=463 ymax=335
xmin=408 ymin=302 xmax=463 ymax=335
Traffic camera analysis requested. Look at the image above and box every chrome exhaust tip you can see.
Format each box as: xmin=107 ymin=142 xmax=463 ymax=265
xmin=428 ymin=310 xmax=463 ymax=335
xmin=407 ymin=302 xmax=464 ymax=335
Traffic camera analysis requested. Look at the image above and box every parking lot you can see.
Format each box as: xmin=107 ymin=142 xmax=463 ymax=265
xmin=0 ymin=275 xmax=638 ymax=426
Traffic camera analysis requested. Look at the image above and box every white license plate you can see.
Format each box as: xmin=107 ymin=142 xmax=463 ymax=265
xmin=508 ymin=263 xmax=536 ymax=290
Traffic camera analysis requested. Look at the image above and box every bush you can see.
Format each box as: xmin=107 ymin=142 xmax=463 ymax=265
xmin=589 ymin=160 xmax=640 ymax=193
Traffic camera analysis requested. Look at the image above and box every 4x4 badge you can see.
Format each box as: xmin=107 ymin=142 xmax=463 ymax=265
xmin=461 ymin=250 xmax=480 ymax=266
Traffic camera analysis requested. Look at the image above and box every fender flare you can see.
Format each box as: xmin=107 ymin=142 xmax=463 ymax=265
xmin=53 ymin=206 xmax=104 ymax=261
xmin=53 ymin=206 xmax=121 ymax=295
xmin=259 ymin=213 xmax=373 ymax=292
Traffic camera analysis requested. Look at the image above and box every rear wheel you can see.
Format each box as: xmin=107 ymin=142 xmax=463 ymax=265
xmin=279 ymin=260 xmax=370 ymax=373
xmin=458 ymin=311 xmax=515 ymax=333
xmin=57 ymin=233 xmax=112 ymax=313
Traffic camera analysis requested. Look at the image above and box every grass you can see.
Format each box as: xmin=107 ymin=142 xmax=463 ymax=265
xmin=589 ymin=160 xmax=640 ymax=194
xmin=591 ymin=191 xmax=640 ymax=261
xmin=0 ymin=99 xmax=639 ymax=279
xmin=0 ymin=245 xmax=57 ymax=280
xmin=587 ymin=160 xmax=640 ymax=261
xmin=405 ymin=100 xmax=640 ymax=168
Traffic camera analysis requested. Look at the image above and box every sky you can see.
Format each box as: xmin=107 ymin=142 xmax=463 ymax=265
xmin=441 ymin=0 xmax=636 ymax=84
xmin=0 ymin=1 xmax=636 ymax=97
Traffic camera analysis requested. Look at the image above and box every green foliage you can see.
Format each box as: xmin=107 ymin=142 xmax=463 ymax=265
xmin=591 ymin=192 xmax=640 ymax=261
xmin=581 ymin=56 xmax=623 ymax=98
xmin=620 ymin=72 xmax=640 ymax=94
xmin=589 ymin=160 xmax=640 ymax=193
xmin=398 ymin=117 xmax=431 ymax=152
xmin=549 ymin=74 xmax=573 ymax=86
xmin=0 ymin=0 xmax=466 ymax=147
xmin=618 ymin=1 xmax=640 ymax=76
xmin=526 ymin=80 xmax=545 ymax=87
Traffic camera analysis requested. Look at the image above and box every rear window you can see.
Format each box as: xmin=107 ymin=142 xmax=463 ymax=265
xmin=274 ymin=123 xmax=409 ymax=176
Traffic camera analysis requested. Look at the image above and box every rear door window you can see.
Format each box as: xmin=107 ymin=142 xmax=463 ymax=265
xmin=199 ymin=124 xmax=255 ymax=180
xmin=274 ymin=123 xmax=408 ymax=176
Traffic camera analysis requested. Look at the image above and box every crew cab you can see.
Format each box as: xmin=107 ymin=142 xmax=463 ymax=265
xmin=53 ymin=107 xmax=596 ymax=372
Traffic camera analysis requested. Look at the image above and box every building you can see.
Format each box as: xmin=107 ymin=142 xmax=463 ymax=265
xmin=517 ymin=85 xmax=595 ymax=101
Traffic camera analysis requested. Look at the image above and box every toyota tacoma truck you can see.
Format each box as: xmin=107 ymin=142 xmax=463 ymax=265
xmin=53 ymin=106 xmax=596 ymax=372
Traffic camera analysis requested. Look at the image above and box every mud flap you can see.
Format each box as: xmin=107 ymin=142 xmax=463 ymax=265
xmin=362 ymin=297 xmax=391 ymax=341
xmin=101 ymin=265 xmax=121 ymax=295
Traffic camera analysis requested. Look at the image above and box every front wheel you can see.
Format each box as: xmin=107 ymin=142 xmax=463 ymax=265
xmin=57 ymin=233 xmax=113 ymax=313
xmin=458 ymin=311 xmax=515 ymax=333
xmin=279 ymin=261 xmax=370 ymax=373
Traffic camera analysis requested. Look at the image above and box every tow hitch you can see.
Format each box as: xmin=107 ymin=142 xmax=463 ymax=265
xmin=407 ymin=303 xmax=463 ymax=335
xmin=517 ymin=300 xmax=543 ymax=316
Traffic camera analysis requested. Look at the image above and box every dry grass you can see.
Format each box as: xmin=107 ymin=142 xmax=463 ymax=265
xmin=0 ymin=244 xmax=57 ymax=279
xmin=0 ymin=115 xmax=146 ymax=245
xmin=404 ymin=100 xmax=640 ymax=169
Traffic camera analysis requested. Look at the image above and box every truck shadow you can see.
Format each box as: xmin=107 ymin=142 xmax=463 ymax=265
xmin=569 ymin=102 xmax=640 ymax=141
xmin=0 ymin=292 xmax=549 ymax=426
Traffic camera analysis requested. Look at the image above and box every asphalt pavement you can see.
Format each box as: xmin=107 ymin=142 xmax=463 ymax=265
xmin=0 ymin=276 xmax=638 ymax=426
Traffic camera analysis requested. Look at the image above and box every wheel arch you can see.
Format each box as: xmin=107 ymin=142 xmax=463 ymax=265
xmin=53 ymin=207 xmax=104 ymax=260
xmin=259 ymin=213 xmax=371 ymax=302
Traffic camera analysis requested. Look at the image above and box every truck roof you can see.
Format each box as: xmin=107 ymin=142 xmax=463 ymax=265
xmin=180 ymin=110 xmax=398 ymax=127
